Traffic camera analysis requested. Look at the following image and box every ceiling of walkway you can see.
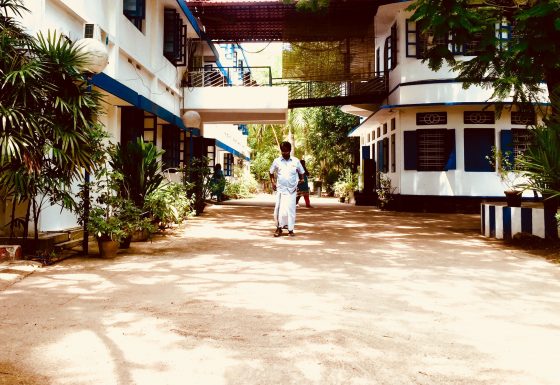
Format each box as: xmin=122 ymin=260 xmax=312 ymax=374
xmin=185 ymin=0 xmax=384 ymax=42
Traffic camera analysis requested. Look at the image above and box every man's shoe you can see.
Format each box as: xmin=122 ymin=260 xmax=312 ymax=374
xmin=288 ymin=231 xmax=295 ymax=237
xmin=274 ymin=228 xmax=283 ymax=237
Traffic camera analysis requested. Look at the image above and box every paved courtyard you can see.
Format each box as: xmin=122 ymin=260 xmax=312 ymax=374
xmin=1 ymin=195 xmax=559 ymax=385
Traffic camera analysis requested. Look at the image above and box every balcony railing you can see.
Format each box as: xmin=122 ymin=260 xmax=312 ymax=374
xmin=183 ymin=66 xmax=273 ymax=87
xmin=182 ymin=66 xmax=388 ymax=108
xmin=273 ymin=76 xmax=388 ymax=108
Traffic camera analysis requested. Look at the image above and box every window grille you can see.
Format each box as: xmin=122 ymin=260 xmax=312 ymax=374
xmin=416 ymin=112 xmax=447 ymax=125
xmin=464 ymin=111 xmax=495 ymax=124
xmin=512 ymin=128 xmax=533 ymax=158
xmin=417 ymin=129 xmax=448 ymax=171
xmin=511 ymin=111 xmax=536 ymax=126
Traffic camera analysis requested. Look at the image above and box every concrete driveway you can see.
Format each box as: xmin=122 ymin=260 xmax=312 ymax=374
xmin=1 ymin=195 xmax=559 ymax=385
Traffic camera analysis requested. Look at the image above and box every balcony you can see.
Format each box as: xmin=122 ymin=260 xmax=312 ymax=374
xmin=182 ymin=66 xmax=388 ymax=123
xmin=182 ymin=66 xmax=288 ymax=124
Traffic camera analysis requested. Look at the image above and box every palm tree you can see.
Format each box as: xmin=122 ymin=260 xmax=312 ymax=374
xmin=0 ymin=0 xmax=107 ymax=239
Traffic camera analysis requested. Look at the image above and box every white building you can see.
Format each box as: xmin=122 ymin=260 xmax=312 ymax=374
xmin=11 ymin=0 xmax=287 ymax=234
xmin=345 ymin=1 xmax=547 ymax=211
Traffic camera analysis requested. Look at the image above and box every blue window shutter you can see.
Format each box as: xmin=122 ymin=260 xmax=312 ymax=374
xmin=362 ymin=145 xmax=370 ymax=160
xmin=464 ymin=128 xmax=495 ymax=172
xmin=403 ymin=131 xmax=417 ymax=170
xmin=500 ymin=130 xmax=514 ymax=166
xmin=444 ymin=129 xmax=456 ymax=170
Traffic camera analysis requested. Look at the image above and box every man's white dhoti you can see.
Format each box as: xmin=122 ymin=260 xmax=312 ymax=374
xmin=274 ymin=191 xmax=297 ymax=231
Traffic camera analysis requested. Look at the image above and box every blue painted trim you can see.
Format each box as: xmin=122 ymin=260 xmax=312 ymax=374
xmin=347 ymin=123 xmax=363 ymax=137
xmin=175 ymin=0 xmax=221 ymax=78
xmin=489 ymin=206 xmax=496 ymax=238
xmin=92 ymin=72 xmax=138 ymax=106
xmin=176 ymin=0 xmax=202 ymax=36
xmin=521 ymin=207 xmax=533 ymax=233
xmin=216 ymin=139 xmax=250 ymax=161
xmin=91 ymin=72 xmax=200 ymax=136
xmin=386 ymin=80 xmax=551 ymax=107
xmin=503 ymin=207 xmax=512 ymax=241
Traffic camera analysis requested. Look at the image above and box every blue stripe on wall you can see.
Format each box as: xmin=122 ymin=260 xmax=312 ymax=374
xmin=489 ymin=206 xmax=496 ymax=238
xmin=503 ymin=207 xmax=512 ymax=240
xmin=92 ymin=72 xmax=138 ymax=106
xmin=216 ymin=139 xmax=250 ymax=161
xmin=521 ymin=207 xmax=533 ymax=233
xmin=91 ymin=73 xmax=200 ymax=136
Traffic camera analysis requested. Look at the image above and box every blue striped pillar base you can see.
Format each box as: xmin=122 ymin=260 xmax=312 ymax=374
xmin=481 ymin=204 xmax=553 ymax=240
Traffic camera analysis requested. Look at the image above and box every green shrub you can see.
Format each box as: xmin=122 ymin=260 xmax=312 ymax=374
xmin=224 ymin=167 xmax=259 ymax=199
xmin=145 ymin=182 xmax=193 ymax=228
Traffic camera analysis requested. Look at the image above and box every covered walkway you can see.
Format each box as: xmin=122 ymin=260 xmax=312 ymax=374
xmin=1 ymin=195 xmax=559 ymax=384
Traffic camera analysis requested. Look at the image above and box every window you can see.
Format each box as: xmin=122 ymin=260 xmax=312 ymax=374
xmin=403 ymin=129 xmax=456 ymax=171
xmin=406 ymin=20 xmax=418 ymax=57
xmin=418 ymin=129 xmax=451 ymax=171
xmin=377 ymin=126 xmax=381 ymax=138
xmin=123 ymin=0 xmax=145 ymax=31
xmin=375 ymin=47 xmax=381 ymax=76
xmin=407 ymin=19 xmax=485 ymax=58
xmin=164 ymin=9 xmax=186 ymax=66
xmin=143 ymin=112 xmax=156 ymax=145
xmin=120 ymin=107 xmax=142 ymax=145
xmin=416 ymin=112 xmax=447 ymax=125
xmin=500 ymin=129 xmax=534 ymax=164
xmin=391 ymin=118 xmax=396 ymax=131
xmin=464 ymin=128 xmax=494 ymax=172
xmin=511 ymin=111 xmax=536 ymax=126
xmin=223 ymin=153 xmax=233 ymax=176
xmin=390 ymin=134 xmax=396 ymax=172
xmin=376 ymin=139 xmax=389 ymax=173
xmin=162 ymin=125 xmax=180 ymax=170
xmin=383 ymin=23 xmax=398 ymax=72
xmin=384 ymin=37 xmax=391 ymax=73
xmin=383 ymin=123 xmax=387 ymax=135
xmin=464 ymin=111 xmax=495 ymax=125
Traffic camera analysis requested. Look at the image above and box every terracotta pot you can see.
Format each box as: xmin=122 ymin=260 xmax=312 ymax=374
xmin=504 ymin=190 xmax=522 ymax=207
xmin=97 ymin=238 xmax=119 ymax=258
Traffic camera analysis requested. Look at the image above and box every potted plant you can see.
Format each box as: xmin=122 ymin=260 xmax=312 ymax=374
xmin=487 ymin=146 xmax=525 ymax=207
xmin=88 ymin=205 xmax=127 ymax=258
xmin=376 ymin=173 xmax=397 ymax=210
xmin=333 ymin=169 xmax=359 ymax=203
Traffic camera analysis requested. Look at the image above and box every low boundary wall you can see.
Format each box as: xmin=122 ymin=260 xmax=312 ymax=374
xmin=481 ymin=203 xmax=558 ymax=240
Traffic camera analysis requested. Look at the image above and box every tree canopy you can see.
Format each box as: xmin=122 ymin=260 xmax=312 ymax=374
xmin=408 ymin=0 xmax=560 ymax=109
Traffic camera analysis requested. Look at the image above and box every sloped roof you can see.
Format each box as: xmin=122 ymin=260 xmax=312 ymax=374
xmin=185 ymin=0 xmax=384 ymax=42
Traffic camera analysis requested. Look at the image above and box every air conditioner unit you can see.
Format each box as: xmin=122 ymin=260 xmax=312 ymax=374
xmin=83 ymin=23 xmax=101 ymax=40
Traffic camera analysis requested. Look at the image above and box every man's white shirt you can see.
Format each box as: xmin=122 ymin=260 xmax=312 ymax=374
xmin=270 ymin=156 xmax=304 ymax=194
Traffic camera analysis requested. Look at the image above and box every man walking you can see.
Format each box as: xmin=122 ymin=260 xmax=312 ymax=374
xmin=269 ymin=141 xmax=305 ymax=237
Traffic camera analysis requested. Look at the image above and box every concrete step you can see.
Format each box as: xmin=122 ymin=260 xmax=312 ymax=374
xmin=53 ymin=238 xmax=82 ymax=252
